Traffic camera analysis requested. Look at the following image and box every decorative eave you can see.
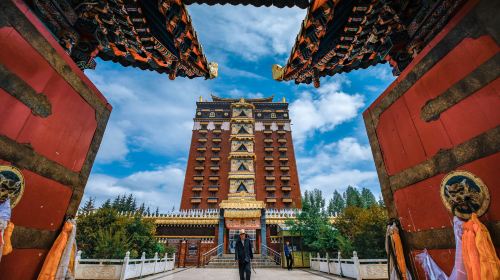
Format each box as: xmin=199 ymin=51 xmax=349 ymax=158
xmin=230 ymin=118 xmax=255 ymax=123
xmin=274 ymin=0 xmax=466 ymax=87
xmin=183 ymin=0 xmax=310 ymax=9
xmin=228 ymin=173 xmax=255 ymax=180
xmin=220 ymin=198 xmax=266 ymax=210
xmin=229 ymin=135 xmax=255 ymax=141
xmin=212 ymin=94 xmax=274 ymax=103
xmin=153 ymin=218 xmax=219 ymax=225
xmin=30 ymin=0 xmax=217 ymax=79
xmin=228 ymin=152 xmax=256 ymax=160
xmin=231 ymin=99 xmax=256 ymax=109
xmin=224 ymin=209 xmax=262 ymax=218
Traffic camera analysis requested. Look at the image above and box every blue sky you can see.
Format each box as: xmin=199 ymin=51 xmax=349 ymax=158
xmin=83 ymin=5 xmax=395 ymax=211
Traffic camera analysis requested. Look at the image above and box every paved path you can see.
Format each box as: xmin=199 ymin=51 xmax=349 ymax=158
xmin=143 ymin=268 xmax=345 ymax=280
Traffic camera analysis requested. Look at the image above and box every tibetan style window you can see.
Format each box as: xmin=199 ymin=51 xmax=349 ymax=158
xmin=271 ymin=113 xmax=276 ymax=118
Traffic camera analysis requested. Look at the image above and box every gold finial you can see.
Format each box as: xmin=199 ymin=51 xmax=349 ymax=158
xmin=282 ymin=97 xmax=286 ymax=103
xmin=272 ymin=64 xmax=284 ymax=80
xmin=199 ymin=96 xmax=203 ymax=102
xmin=208 ymin=62 xmax=218 ymax=79
xmin=239 ymin=97 xmax=245 ymax=103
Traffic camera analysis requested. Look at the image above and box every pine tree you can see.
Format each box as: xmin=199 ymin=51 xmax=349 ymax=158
xmin=112 ymin=195 xmax=121 ymax=209
xmin=125 ymin=194 xmax=134 ymax=212
xmin=118 ymin=195 xmax=127 ymax=212
xmin=131 ymin=198 xmax=137 ymax=212
xmin=81 ymin=197 xmax=95 ymax=214
xmin=145 ymin=207 xmax=151 ymax=216
xmin=344 ymin=186 xmax=363 ymax=208
xmin=361 ymin=188 xmax=377 ymax=208
xmin=138 ymin=203 xmax=146 ymax=214
xmin=327 ymin=191 xmax=345 ymax=215
xmin=155 ymin=207 xmax=160 ymax=216
xmin=102 ymin=199 xmax=112 ymax=209
xmin=302 ymin=189 xmax=325 ymax=214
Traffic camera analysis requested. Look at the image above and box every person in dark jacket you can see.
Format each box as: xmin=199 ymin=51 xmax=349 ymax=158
xmin=284 ymin=241 xmax=293 ymax=270
xmin=235 ymin=229 xmax=253 ymax=280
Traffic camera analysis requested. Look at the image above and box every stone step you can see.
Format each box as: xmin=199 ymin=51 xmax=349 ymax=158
xmin=205 ymin=255 xmax=281 ymax=269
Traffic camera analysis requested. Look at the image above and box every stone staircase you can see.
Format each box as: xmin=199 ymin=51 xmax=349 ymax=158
xmin=205 ymin=254 xmax=281 ymax=268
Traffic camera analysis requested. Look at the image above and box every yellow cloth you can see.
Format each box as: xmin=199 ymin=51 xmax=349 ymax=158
xmin=37 ymin=221 xmax=73 ymax=280
xmin=462 ymin=213 xmax=500 ymax=280
xmin=2 ymin=222 xmax=14 ymax=256
xmin=391 ymin=228 xmax=408 ymax=280
xmin=68 ymin=243 xmax=76 ymax=275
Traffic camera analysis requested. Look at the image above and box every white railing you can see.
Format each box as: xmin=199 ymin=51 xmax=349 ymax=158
xmin=309 ymin=252 xmax=387 ymax=280
xmin=75 ymin=251 xmax=175 ymax=280
xmin=262 ymin=245 xmax=281 ymax=265
xmin=202 ymin=244 xmax=223 ymax=267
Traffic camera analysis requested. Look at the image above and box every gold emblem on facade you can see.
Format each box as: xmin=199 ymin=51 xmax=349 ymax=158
xmin=440 ymin=170 xmax=490 ymax=219
xmin=0 ymin=165 xmax=25 ymax=208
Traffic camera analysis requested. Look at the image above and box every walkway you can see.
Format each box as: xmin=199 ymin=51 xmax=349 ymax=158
xmin=143 ymin=268 xmax=345 ymax=280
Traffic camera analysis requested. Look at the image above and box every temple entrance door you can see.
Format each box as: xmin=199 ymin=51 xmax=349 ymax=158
xmin=228 ymin=229 xmax=256 ymax=254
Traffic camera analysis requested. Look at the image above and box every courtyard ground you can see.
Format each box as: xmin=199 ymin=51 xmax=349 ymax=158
xmin=142 ymin=268 xmax=346 ymax=280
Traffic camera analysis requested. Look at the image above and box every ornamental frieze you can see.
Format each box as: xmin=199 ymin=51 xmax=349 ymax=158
xmin=230 ymin=159 xmax=254 ymax=172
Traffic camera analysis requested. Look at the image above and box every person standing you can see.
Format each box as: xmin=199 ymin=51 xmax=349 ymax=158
xmin=235 ymin=229 xmax=253 ymax=280
xmin=284 ymin=241 xmax=293 ymax=271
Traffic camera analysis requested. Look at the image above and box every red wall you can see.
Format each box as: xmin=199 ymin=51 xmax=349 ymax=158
xmin=0 ymin=1 xmax=110 ymax=279
xmin=365 ymin=0 xmax=499 ymax=278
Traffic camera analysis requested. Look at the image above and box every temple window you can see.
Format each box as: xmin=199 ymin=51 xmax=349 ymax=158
xmin=209 ymin=112 xmax=215 ymax=118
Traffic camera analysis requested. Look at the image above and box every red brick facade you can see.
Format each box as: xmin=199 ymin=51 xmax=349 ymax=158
xmin=179 ymin=96 xmax=302 ymax=210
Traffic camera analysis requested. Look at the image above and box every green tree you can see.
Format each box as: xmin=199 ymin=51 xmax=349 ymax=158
xmin=138 ymin=202 xmax=146 ymax=214
xmin=102 ymin=199 xmax=112 ymax=209
xmin=77 ymin=207 xmax=165 ymax=258
xmin=118 ymin=195 xmax=127 ymax=212
xmin=93 ymin=228 xmax=131 ymax=259
xmin=361 ymin=188 xmax=377 ymax=208
xmin=333 ymin=205 xmax=388 ymax=258
xmin=344 ymin=186 xmax=363 ymax=208
xmin=80 ymin=197 xmax=95 ymax=214
xmin=112 ymin=195 xmax=121 ymax=210
xmin=327 ymin=191 xmax=345 ymax=215
xmin=286 ymin=189 xmax=340 ymax=253
xmin=125 ymin=194 xmax=135 ymax=212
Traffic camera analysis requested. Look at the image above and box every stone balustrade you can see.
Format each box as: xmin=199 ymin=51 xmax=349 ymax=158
xmin=309 ymin=252 xmax=387 ymax=280
xmin=75 ymin=251 xmax=175 ymax=280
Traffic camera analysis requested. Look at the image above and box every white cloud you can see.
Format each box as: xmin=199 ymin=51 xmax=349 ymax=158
xmin=188 ymin=5 xmax=305 ymax=61
xmin=87 ymin=65 xmax=214 ymax=162
xmin=83 ymin=164 xmax=185 ymax=211
xmin=289 ymin=77 xmax=365 ymax=144
xmin=95 ymin=121 xmax=129 ymax=163
xmin=297 ymin=137 xmax=378 ymax=199
xmin=220 ymin=65 xmax=266 ymax=80
xmin=362 ymin=64 xmax=394 ymax=82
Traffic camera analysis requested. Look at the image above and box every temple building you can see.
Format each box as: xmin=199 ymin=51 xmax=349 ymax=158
xmin=1 ymin=0 xmax=498 ymax=278
xmin=152 ymin=95 xmax=302 ymax=266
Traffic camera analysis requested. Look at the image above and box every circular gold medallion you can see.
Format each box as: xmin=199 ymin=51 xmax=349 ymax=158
xmin=0 ymin=165 xmax=25 ymax=208
xmin=440 ymin=170 xmax=490 ymax=219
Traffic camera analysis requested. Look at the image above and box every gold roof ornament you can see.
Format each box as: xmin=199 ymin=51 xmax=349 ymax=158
xmin=282 ymin=96 xmax=286 ymax=103
xmin=211 ymin=94 xmax=274 ymax=103
xmin=272 ymin=64 xmax=284 ymax=80
xmin=199 ymin=96 xmax=203 ymax=102
xmin=208 ymin=62 xmax=218 ymax=79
